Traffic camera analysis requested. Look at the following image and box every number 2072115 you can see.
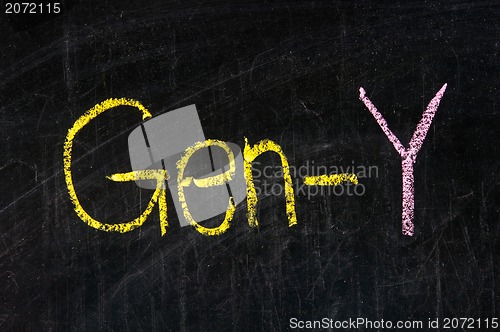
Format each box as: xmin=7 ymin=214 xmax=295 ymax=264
xmin=5 ymin=2 xmax=60 ymax=14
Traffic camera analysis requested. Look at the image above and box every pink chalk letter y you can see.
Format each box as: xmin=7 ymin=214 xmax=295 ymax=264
xmin=359 ymin=84 xmax=447 ymax=236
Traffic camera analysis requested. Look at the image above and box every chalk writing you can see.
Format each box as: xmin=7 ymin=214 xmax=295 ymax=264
xmin=359 ymin=84 xmax=447 ymax=236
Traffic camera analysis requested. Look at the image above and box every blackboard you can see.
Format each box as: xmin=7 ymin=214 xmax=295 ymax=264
xmin=1 ymin=1 xmax=499 ymax=330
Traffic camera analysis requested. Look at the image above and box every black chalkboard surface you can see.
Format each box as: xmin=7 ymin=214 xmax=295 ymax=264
xmin=1 ymin=1 xmax=499 ymax=330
